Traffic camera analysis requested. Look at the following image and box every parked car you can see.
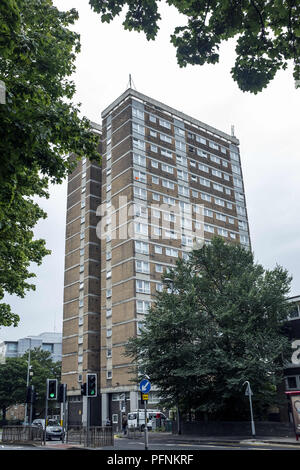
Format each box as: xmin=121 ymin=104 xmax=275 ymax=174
xmin=32 ymin=419 xmax=64 ymax=440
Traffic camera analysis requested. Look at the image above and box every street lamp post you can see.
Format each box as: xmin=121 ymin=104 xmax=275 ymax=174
xmin=165 ymin=277 xmax=181 ymax=435
xmin=24 ymin=338 xmax=32 ymax=425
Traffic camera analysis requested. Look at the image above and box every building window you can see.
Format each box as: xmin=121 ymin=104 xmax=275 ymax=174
xmin=212 ymin=169 xmax=222 ymax=178
xmin=175 ymin=127 xmax=185 ymax=137
xmin=161 ymin=148 xmax=173 ymax=158
xmin=160 ymin=134 xmax=172 ymax=144
xmin=136 ymin=280 xmax=150 ymax=294
xmin=134 ymin=187 xmax=147 ymax=200
xmin=42 ymin=344 xmax=53 ymax=353
xmin=216 ymin=213 xmax=226 ymax=222
xmin=161 ymin=163 xmax=174 ymax=174
xmin=133 ymin=137 xmax=145 ymax=150
xmin=106 ymin=329 xmax=112 ymax=338
xmin=215 ymin=198 xmax=225 ymax=207
xmin=177 ymin=169 xmax=188 ymax=181
xmin=196 ymin=135 xmax=206 ymax=145
xmin=201 ymin=193 xmax=211 ymax=202
xmin=286 ymin=376 xmax=298 ymax=390
xmin=162 ymin=179 xmax=174 ymax=190
xmin=204 ymin=224 xmax=214 ymax=233
xmin=133 ymin=170 xmax=146 ymax=183
xmin=204 ymin=209 xmax=213 ymax=218
xmin=107 ymin=348 xmax=112 ymax=358
xmin=210 ymin=155 xmax=220 ymax=164
xmin=135 ymin=222 xmax=148 ymax=236
xmin=166 ymin=247 xmax=178 ymax=257
xmin=163 ymin=196 xmax=175 ymax=206
xmin=136 ymin=300 xmax=151 ymax=314
xmin=107 ymin=370 xmax=112 ymax=380
xmin=178 ymin=185 xmax=189 ymax=197
xmin=200 ymin=177 xmax=210 ymax=187
xmin=213 ymin=183 xmax=223 ymax=192
xmin=106 ymin=289 xmax=112 ymax=298
xmin=133 ymin=153 xmax=146 ymax=166
xmin=177 ymin=155 xmax=187 ymax=166
xmin=164 ymin=212 xmax=176 ymax=223
xmin=217 ymin=228 xmax=228 ymax=237
xmin=199 ymin=164 xmax=209 ymax=173
xmin=135 ymin=241 xmax=149 ymax=254
xmin=159 ymin=118 xmax=171 ymax=129
xmin=106 ymin=309 xmax=112 ymax=318
xmin=136 ymin=260 xmax=150 ymax=274
xmin=155 ymin=264 xmax=163 ymax=273
xmin=132 ymin=107 xmax=144 ymax=120
xmin=289 ymin=304 xmax=300 ymax=319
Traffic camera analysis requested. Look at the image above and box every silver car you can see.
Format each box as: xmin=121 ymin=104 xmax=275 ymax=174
xmin=32 ymin=419 xmax=64 ymax=440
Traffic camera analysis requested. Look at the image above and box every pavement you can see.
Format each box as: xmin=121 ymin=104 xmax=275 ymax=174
xmin=1 ymin=430 xmax=299 ymax=450
xmin=36 ymin=431 xmax=300 ymax=450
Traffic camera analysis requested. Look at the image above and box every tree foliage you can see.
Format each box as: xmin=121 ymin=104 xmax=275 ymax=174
xmin=89 ymin=0 xmax=300 ymax=93
xmin=0 ymin=0 xmax=100 ymax=326
xmin=126 ymin=237 xmax=293 ymax=420
xmin=0 ymin=347 xmax=61 ymax=421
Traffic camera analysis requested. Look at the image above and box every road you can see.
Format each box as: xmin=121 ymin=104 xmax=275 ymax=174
xmin=1 ymin=437 xmax=299 ymax=451
xmin=113 ymin=436 xmax=300 ymax=451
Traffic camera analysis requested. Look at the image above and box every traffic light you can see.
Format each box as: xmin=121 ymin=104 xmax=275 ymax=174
xmin=47 ymin=379 xmax=58 ymax=400
xmin=58 ymin=383 xmax=67 ymax=403
xmin=87 ymin=373 xmax=97 ymax=397
xmin=81 ymin=383 xmax=87 ymax=396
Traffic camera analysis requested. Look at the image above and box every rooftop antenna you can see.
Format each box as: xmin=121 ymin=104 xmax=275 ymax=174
xmin=231 ymin=125 xmax=235 ymax=137
xmin=127 ymin=74 xmax=137 ymax=91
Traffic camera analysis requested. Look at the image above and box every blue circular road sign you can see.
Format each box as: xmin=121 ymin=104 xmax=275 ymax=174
xmin=139 ymin=378 xmax=151 ymax=393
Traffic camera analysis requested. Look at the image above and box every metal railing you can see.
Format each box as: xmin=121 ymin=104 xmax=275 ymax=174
xmin=2 ymin=426 xmax=44 ymax=445
xmin=66 ymin=426 xmax=114 ymax=447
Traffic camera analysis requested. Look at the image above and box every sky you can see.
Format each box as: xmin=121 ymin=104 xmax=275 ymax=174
xmin=1 ymin=0 xmax=300 ymax=341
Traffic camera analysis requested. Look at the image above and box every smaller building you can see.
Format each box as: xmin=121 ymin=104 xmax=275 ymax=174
xmin=0 ymin=332 xmax=62 ymax=363
xmin=284 ymin=295 xmax=300 ymax=392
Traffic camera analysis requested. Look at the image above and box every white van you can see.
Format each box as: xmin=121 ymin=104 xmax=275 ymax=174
xmin=127 ymin=410 xmax=166 ymax=431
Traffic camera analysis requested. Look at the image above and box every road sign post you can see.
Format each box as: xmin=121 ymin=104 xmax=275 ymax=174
xmin=139 ymin=379 xmax=151 ymax=451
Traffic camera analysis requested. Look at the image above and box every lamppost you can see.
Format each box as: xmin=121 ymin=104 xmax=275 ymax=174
xmin=165 ymin=277 xmax=181 ymax=435
xmin=243 ymin=381 xmax=256 ymax=438
xmin=24 ymin=338 xmax=32 ymax=425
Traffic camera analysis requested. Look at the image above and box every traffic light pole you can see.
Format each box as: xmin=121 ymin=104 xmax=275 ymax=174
xmin=44 ymin=396 xmax=48 ymax=446
xmin=86 ymin=396 xmax=90 ymax=447
xmin=29 ymin=385 xmax=34 ymax=425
